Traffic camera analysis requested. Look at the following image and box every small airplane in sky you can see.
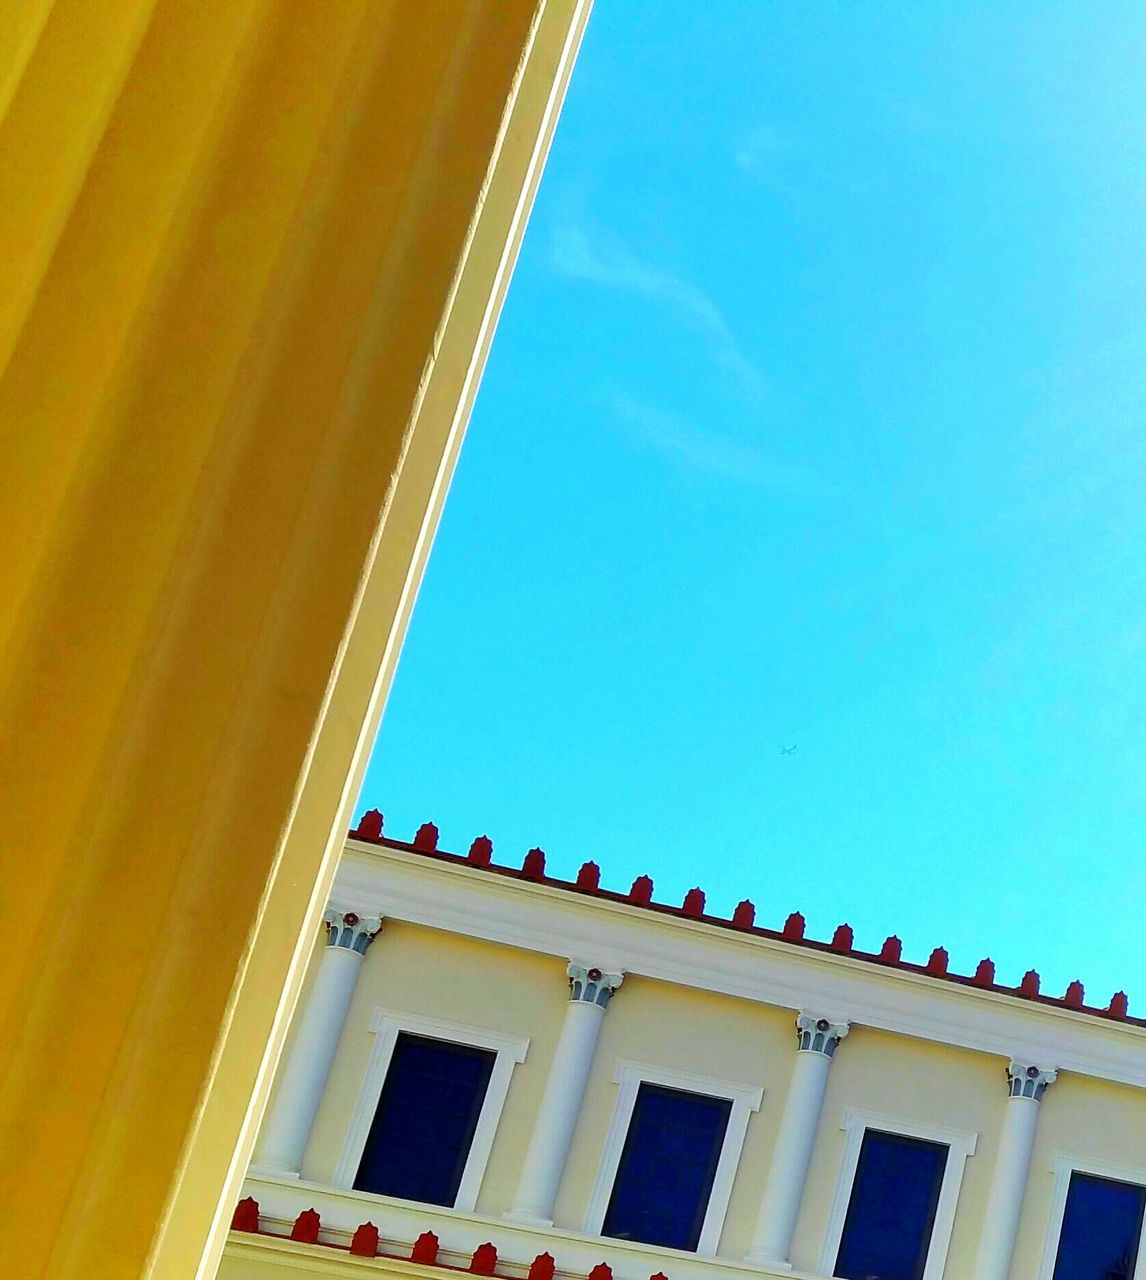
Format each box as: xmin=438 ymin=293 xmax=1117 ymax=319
xmin=780 ymin=744 xmax=797 ymax=755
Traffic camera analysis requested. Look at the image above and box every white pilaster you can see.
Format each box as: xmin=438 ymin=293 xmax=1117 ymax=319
xmin=746 ymin=1012 xmax=850 ymax=1269
xmin=506 ymin=962 xmax=623 ymax=1226
xmin=973 ymin=1059 xmax=1057 ymax=1280
xmin=251 ymin=909 xmax=382 ymax=1178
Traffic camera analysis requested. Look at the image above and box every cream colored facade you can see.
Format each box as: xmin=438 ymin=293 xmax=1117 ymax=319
xmin=222 ymin=823 xmax=1146 ymax=1280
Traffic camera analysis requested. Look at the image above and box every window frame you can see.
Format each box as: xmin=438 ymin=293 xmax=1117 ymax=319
xmin=1036 ymin=1153 xmax=1146 ymax=1280
xmin=333 ymin=1009 xmax=528 ymax=1211
xmin=818 ymin=1107 xmax=978 ymax=1280
xmin=583 ymin=1059 xmax=763 ymax=1256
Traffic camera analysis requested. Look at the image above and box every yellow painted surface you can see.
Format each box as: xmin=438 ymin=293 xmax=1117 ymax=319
xmin=1011 ymin=1072 xmax=1146 ymax=1275
xmin=791 ymin=1025 xmax=1005 ymax=1273
xmin=556 ymin=974 xmax=796 ymax=1248
xmin=0 ymin=2 xmax=591 ymax=1276
xmin=220 ymin=1237 xmax=447 ymax=1279
xmin=300 ymin=923 xmax=569 ymax=1208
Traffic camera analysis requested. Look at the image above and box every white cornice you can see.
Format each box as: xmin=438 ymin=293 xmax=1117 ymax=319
xmin=334 ymin=841 xmax=1146 ymax=1090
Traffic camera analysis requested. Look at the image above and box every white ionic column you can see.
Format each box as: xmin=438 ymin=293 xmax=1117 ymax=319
xmin=506 ymin=961 xmax=623 ymax=1225
xmin=746 ymin=1012 xmax=850 ymax=1269
xmin=973 ymin=1059 xmax=1057 ymax=1280
xmin=251 ymin=909 xmax=382 ymax=1178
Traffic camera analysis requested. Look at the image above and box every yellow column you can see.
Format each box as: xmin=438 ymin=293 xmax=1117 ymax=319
xmin=0 ymin=2 xmax=591 ymax=1277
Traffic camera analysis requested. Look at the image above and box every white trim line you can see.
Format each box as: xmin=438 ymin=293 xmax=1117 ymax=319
xmin=817 ymin=1107 xmax=978 ymax=1280
xmin=583 ymin=1059 xmax=764 ymax=1257
xmin=332 ymin=1008 xmax=528 ymax=1211
xmin=1035 ymin=1152 xmax=1146 ymax=1280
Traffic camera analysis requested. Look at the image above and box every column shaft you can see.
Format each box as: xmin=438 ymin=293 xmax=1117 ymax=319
xmin=748 ymin=1051 xmax=831 ymax=1265
xmin=507 ymin=964 xmax=622 ymax=1225
xmin=746 ymin=1013 xmax=848 ymax=1268
xmin=973 ymin=1061 xmax=1056 ymax=1280
xmin=253 ymin=913 xmax=379 ymax=1177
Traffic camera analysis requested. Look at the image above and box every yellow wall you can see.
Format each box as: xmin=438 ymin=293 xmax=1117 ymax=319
xmin=301 ymin=923 xmax=569 ymax=1209
xmin=1011 ymin=1073 xmax=1146 ymax=1275
xmin=556 ymin=974 xmax=796 ymax=1251
xmin=791 ymin=1025 xmax=1005 ymax=1273
xmin=0 ymin=2 xmax=591 ymax=1276
xmin=220 ymin=1239 xmax=447 ymax=1279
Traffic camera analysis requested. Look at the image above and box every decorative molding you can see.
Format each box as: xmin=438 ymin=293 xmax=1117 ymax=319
xmin=238 ymin=1171 xmax=823 ymax=1280
xmin=817 ymin=1107 xmax=978 ymax=1280
xmin=795 ymin=1012 xmax=849 ymax=1058
xmin=1035 ymin=1152 xmax=1146 ymax=1280
xmin=568 ymin=962 xmax=624 ymax=1008
xmin=323 ymin=908 xmax=383 ymax=955
xmin=332 ymin=845 xmax=1146 ymax=1090
xmin=331 ymin=1009 xmax=528 ymax=1211
xmin=1006 ymin=1059 xmax=1057 ymax=1101
xmin=583 ymin=1059 xmax=764 ymax=1257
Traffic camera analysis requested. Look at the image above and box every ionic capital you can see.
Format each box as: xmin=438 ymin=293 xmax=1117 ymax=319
xmin=1007 ymin=1059 xmax=1057 ymax=1100
xmin=795 ymin=1012 xmax=850 ymax=1058
xmin=567 ymin=962 xmax=624 ymax=1008
xmin=323 ymin=908 xmax=382 ymax=955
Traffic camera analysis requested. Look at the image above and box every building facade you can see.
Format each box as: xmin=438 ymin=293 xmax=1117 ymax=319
xmin=222 ymin=813 xmax=1146 ymax=1280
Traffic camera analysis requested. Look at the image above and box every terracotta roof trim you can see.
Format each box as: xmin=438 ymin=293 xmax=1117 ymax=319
xmin=347 ymin=810 xmax=1136 ymax=1028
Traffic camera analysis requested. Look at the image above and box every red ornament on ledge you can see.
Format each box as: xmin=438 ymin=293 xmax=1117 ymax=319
xmin=529 ymin=1254 xmax=556 ymax=1280
xmin=413 ymin=822 xmax=439 ymax=851
xmin=411 ymin=1231 xmax=439 ymax=1264
xmin=231 ymin=1196 xmax=259 ymax=1233
xmin=682 ymin=887 xmax=706 ymax=917
xmin=926 ymin=947 xmax=949 ymax=976
xmin=830 ymin=923 xmax=853 ymax=954
xmin=522 ymin=847 xmax=546 ymax=878
xmin=470 ymin=1243 xmax=498 ymax=1275
xmin=878 ymin=936 xmax=902 ymax=963
xmin=972 ymin=958 xmax=995 ymax=987
xmin=290 ymin=1208 xmax=320 ymax=1244
xmin=782 ymin=911 xmax=805 ymax=940
xmin=351 ymin=1222 xmax=380 ymax=1256
xmin=629 ymin=874 xmax=654 ymax=904
xmin=576 ymin=861 xmax=601 ymax=890
xmin=1108 ymin=991 xmax=1129 ymax=1018
xmin=468 ymin=835 xmax=493 ymax=867
xmin=1019 ymin=969 xmax=1041 ymax=997
xmin=1064 ymin=980 xmax=1085 ymax=1009
xmin=588 ymin=1265 xmax=613 ymax=1280
xmin=732 ymin=899 xmax=756 ymax=928
xmin=354 ymin=808 xmax=384 ymax=840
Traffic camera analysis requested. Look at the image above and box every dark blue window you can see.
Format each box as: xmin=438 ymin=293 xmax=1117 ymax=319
xmin=1052 ymin=1171 xmax=1145 ymax=1280
xmin=602 ymin=1083 xmax=732 ymax=1252
xmin=354 ymin=1032 xmax=495 ymax=1206
xmin=834 ymin=1129 xmax=948 ymax=1280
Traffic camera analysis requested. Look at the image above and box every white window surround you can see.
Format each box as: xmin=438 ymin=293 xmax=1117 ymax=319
xmin=332 ymin=1008 xmax=529 ymax=1212
xmin=583 ymin=1059 xmax=764 ymax=1257
xmin=1035 ymin=1152 xmax=1146 ymax=1280
xmin=817 ymin=1107 xmax=978 ymax=1280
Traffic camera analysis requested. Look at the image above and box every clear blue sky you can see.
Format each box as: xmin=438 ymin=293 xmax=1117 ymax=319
xmin=362 ymin=3 xmax=1146 ymax=1008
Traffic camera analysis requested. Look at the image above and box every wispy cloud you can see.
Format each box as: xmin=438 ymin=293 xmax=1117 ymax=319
xmin=550 ymin=226 xmax=768 ymax=408
xmin=731 ymin=124 xmax=804 ymax=203
xmin=608 ymin=390 xmax=833 ymax=498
